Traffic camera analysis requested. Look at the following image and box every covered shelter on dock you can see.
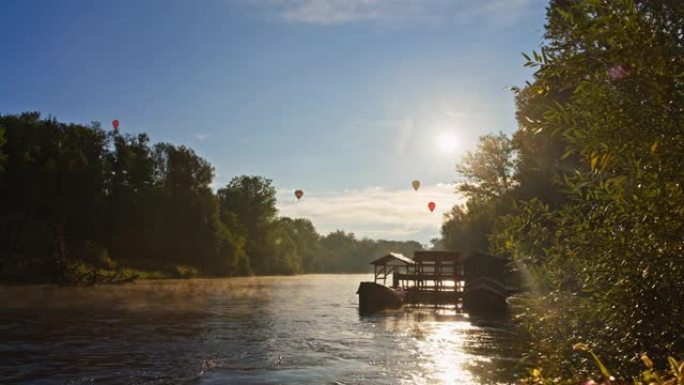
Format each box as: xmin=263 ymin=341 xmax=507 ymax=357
xmin=463 ymin=251 xmax=509 ymax=283
xmin=359 ymin=249 xmax=522 ymax=316
xmin=392 ymin=250 xmax=466 ymax=306
xmin=396 ymin=251 xmax=465 ymax=290
xmin=462 ymin=252 xmax=513 ymax=318
xmin=369 ymin=253 xmax=415 ymax=287
xmin=464 ymin=251 xmax=526 ymax=294
xmin=463 ymin=277 xmax=509 ymax=318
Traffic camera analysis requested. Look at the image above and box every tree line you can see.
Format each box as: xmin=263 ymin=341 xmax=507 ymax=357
xmin=0 ymin=112 xmax=421 ymax=284
xmin=438 ymin=0 xmax=683 ymax=381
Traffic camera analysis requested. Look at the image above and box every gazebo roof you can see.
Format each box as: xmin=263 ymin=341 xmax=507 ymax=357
xmin=369 ymin=253 xmax=416 ymax=266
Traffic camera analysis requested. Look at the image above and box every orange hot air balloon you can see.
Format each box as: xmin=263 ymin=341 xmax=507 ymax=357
xmin=294 ymin=190 xmax=304 ymax=200
xmin=112 ymin=119 xmax=120 ymax=130
xmin=411 ymin=180 xmax=420 ymax=191
xmin=428 ymin=202 xmax=436 ymax=212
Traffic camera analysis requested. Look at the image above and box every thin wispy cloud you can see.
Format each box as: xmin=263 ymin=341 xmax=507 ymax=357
xmin=452 ymin=0 xmax=539 ymax=26
xmin=193 ymin=133 xmax=209 ymax=141
xmin=264 ymin=0 xmax=540 ymax=26
xmin=279 ymin=0 xmax=383 ymax=24
xmin=277 ymin=183 xmax=464 ymax=243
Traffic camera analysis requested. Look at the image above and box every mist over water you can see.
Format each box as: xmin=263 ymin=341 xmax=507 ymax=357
xmin=1 ymin=275 xmax=523 ymax=384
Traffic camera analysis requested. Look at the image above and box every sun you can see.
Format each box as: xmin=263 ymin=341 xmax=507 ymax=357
xmin=437 ymin=133 xmax=458 ymax=153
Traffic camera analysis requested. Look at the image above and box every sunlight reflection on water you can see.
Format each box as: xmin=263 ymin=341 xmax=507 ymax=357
xmin=408 ymin=321 xmax=477 ymax=385
xmin=364 ymin=308 xmax=519 ymax=385
xmin=0 ymin=275 xmax=522 ymax=385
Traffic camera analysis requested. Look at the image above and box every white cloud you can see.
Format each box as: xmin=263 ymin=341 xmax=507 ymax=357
xmin=265 ymin=0 xmax=540 ymax=26
xmin=276 ymin=183 xmax=464 ymax=244
xmin=279 ymin=0 xmax=382 ymax=24
xmin=194 ymin=133 xmax=209 ymax=140
xmin=451 ymin=0 xmax=539 ymax=26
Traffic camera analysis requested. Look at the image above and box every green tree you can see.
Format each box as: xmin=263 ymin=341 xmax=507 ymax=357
xmin=320 ymin=231 xmax=423 ymax=273
xmin=456 ymin=132 xmax=516 ymax=205
xmin=439 ymin=203 xmax=496 ymax=253
xmin=0 ymin=113 xmax=424 ymax=282
xmin=0 ymin=113 xmax=108 ymax=283
xmin=153 ymin=144 xmax=245 ymax=276
xmin=217 ymin=176 xmax=279 ymax=274
xmin=320 ymin=231 xmax=364 ymax=272
xmin=440 ymin=133 xmax=518 ymax=254
xmin=269 ymin=221 xmax=302 ymax=275
xmin=493 ymin=0 xmax=684 ymax=378
xmin=103 ymin=133 xmax=158 ymax=265
xmin=0 ymin=125 xmax=6 ymax=174
xmin=279 ymin=217 xmax=324 ymax=272
xmin=512 ymin=85 xmax=576 ymax=208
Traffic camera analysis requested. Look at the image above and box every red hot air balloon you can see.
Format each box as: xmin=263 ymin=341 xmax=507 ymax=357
xmin=112 ymin=119 xmax=120 ymax=130
xmin=294 ymin=190 xmax=304 ymax=200
xmin=428 ymin=202 xmax=436 ymax=212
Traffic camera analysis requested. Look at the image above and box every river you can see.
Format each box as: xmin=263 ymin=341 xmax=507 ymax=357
xmin=0 ymin=275 xmax=524 ymax=384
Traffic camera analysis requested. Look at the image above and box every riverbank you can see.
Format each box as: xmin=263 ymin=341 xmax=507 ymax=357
xmin=0 ymin=260 xmax=378 ymax=286
xmin=0 ymin=261 xmax=187 ymax=285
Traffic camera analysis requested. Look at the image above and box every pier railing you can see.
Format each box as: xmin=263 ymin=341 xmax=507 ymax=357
xmin=365 ymin=250 xmax=514 ymax=314
xmin=393 ymin=251 xmax=465 ymax=306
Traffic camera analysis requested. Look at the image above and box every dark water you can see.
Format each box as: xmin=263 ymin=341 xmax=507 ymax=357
xmin=0 ymin=275 xmax=525 ymax=384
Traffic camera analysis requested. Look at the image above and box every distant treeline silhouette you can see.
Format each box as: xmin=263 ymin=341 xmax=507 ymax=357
xmin=0 ymin=112 xmax=421 ymax=284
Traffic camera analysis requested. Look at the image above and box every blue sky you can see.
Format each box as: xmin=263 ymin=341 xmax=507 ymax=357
xmin=0 ymin=0 xmax=548 ymax=243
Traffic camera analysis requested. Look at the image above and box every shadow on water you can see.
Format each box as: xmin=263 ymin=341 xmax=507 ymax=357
xmin=1 ymin=275 xmax=525 ymax=385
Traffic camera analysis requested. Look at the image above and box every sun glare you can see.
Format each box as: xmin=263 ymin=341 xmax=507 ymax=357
xmin=437 ymin=133 xmax=459 ymax=153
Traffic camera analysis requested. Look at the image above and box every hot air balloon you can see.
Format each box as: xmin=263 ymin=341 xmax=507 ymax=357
xmin=412 ymin=180 xmax=420 ymax=191
xmin=112 ymin=119 xmax=120 ymax=130
xmin=428 ymin=202 xmax=436 ymax=212
xmin=294 ymin=190 xmax=303 ymax=200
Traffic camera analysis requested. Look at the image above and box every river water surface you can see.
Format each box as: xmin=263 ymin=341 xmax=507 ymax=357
xmin=1 ymin=275 xmax=524 ymax=384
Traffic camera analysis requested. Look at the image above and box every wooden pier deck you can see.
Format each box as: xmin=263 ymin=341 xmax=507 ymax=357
xmin=393 ymin=251 xmax=464 ymax=307
xmin=362 ymin=250 xmax=513 ymax=315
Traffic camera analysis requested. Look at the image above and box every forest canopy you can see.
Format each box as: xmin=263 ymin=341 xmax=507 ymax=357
xmin=0 ymin=112 xmax=422 ymax=284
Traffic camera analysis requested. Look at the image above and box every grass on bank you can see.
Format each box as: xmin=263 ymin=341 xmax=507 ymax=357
xmin=523 ymin=344 xmax=683 ymax=385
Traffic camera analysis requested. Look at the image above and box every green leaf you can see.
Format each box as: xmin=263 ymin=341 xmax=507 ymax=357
xmin=533 ymin=50 xmax=541 ymax=62
xmin=556 ymin=8 xmax=572 ymax=22
xmin=591 ymin=152 xmax=599 ymax=171
xmin=640 ymin=354 xmax=653 ymax=369
xmin=589 ymin=350 xmax=612 ymax=379
xmin=668 ymin=356 xmax=678 ymax=373
xmin=562 ymin=149 xmax=575 ymax=160
xmin=573 ymin=342 xmax=590 ymax=351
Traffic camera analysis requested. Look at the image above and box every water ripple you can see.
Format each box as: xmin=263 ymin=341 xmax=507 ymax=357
xmin=0 ymin=275 xmax=523 ymax=384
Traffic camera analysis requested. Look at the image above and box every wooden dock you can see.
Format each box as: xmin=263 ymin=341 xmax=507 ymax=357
xmin=393 ymin=251 xmax=464 ymax=307
xmin=360 ymin=250 xmax=516 ymax=316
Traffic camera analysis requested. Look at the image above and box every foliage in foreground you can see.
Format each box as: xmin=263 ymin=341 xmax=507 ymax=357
xmin=439 ymin=0 xmax=684 ymax=379
xmin=497 ymin=0 xmax=684 ymax=377
xmin=499 ymin=0 xmax=684 ymax=375
xmin=523 ymin=344 xmax=684 ymax=385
